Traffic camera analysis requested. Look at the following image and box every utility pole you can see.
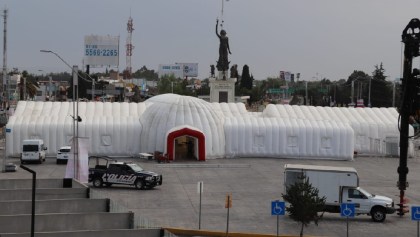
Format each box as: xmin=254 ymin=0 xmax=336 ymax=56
xmin=368 ymin=77 xmax=372 ymax=107
xmin=351 ymin=80 xmax=354 ymax=105
xmin=392 ymin=81 xmax=396 ymax=108
xmin=2 ymin=8 xmax=7 ymax=109
xmin=1 ymin=8 xmax=7 ymax=173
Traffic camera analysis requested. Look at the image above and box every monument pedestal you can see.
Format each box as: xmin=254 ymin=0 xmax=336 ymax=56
xmin=209 ymin=72 xmax=236 ymax=103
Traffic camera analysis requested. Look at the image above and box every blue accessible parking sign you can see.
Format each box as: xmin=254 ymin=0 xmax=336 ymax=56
xmin=412 ymin=206 xmax=420 ymax=221
xmin=340 ymin=203 xmax=355 ymax=218
xmin=271 ymin=200 xmax=285 ymax=216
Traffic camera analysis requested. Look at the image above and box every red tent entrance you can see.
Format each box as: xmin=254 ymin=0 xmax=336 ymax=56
xmin=166 ymin=127 xmax=205 ymax=161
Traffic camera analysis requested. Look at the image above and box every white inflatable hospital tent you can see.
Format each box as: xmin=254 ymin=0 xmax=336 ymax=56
xmin=224 ymin=117 xmax=354 ymax=160
xmin=262 ymin=104 xmax=409 ymax=156
xmin=6 ymin=101 xmax=146 ymax=157
xmin=5 ymin=94 xmax=407 ymax=160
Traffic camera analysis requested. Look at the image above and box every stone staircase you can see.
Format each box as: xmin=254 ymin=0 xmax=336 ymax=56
xmin=0 ymin=178 xmax=162 ymax=237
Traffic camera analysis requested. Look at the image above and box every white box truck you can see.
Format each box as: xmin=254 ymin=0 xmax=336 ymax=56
xmin=284 ymin=164 xmax=395 ymax=222
xmin=21 ymin=139 xmax=47 ymax=164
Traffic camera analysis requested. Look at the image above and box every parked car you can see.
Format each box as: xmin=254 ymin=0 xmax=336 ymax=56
xmin=56 ymin=146 xmax=71 ymax=164
xmin=88 ymin=156 xmax=162 ymax=190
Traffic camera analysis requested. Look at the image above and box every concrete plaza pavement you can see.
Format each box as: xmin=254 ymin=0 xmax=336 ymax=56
xmin=1 ymin=153 xmax=420 ymax=237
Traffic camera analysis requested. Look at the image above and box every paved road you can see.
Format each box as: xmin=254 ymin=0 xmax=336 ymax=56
xmin=1 ymin=153 xmax=420 ymax=237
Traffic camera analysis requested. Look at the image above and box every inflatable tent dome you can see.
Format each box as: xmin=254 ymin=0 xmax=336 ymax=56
xmin=141 ymin=94 xmax=225 ymax=160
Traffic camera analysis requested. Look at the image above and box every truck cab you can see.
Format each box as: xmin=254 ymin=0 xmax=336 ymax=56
xmin=284 ymin=164 xmax=395 ymax=222
xmin=341 ymin=186 xmax=395 ymax=222
xmin=21 ymin=139 xmax=47 ymax=164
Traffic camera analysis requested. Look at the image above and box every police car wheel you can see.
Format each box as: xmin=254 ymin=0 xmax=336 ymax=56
xmin=93 ymin=178 xmax=103 ymax=188
xmin=135 ymin=179 xmax=144 ymax=190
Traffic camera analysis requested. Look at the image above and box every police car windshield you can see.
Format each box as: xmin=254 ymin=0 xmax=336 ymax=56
xmin=127 ymin=163 xmax=143 ymax=172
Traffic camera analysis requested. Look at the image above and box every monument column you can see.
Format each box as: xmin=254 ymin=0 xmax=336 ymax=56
xmin=209 ymin=76 xmax=236 ymax=103
xmin=209 ymin=18 xmax=236 ymax=103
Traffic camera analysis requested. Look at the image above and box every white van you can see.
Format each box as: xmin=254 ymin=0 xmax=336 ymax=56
xmin=21 ymin=139 xmax=47 ymax=164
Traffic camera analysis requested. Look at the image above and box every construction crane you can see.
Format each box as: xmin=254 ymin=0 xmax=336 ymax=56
xmin=397 ymin=18 xmax=420 ymax=216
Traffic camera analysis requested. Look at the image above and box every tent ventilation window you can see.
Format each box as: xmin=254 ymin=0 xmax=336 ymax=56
xmin=321 ymin=137 xmax=332 ymax=149
xmin=101 ymin=135 xmax=112 ymax=146
xmin=287 ymin=136 xmax=298 ymax=147
xmin=253 ymin=135 xmax=264 ymax=148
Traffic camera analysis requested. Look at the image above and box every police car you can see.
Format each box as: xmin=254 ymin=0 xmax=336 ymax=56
xmin=88 ymin=157 xmax=162 ymax=190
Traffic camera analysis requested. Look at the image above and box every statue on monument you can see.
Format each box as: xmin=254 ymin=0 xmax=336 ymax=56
xmin=216 ymin=19 xmax=231 ymax=76
xmin=230 ymin=64 xmax=238 ymax=79
xmin=210 ymin=64 xmax=215 ymax=77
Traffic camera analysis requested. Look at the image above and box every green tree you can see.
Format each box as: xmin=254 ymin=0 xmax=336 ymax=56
xmin=18 ymin=77 xmax=38 ymax=100
xmin=240 ymin=65 xmax=253 ymax=90
xmin=197 ymin=78 xmax=210 ymax=96
xmin=67 ymin=71 xmax=98 ymax=100
xmin=131 ymin=85 xmax=142 ymax=102
xmin=336 ymin=70 xmax=371 ymax=106
xmin=282 ymin=172 xmax=326 ymax=237
xmin=370 ymin=63 xmax=393 ymax=107
xmin=133 ymin=66 xmax=159 ymax=80
xmin=157 ymin=74 xmax=179 ymax=94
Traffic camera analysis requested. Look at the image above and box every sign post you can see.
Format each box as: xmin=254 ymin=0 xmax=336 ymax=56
xmin=225 ymin=194 xmax=232 ymax=237
xmin=411 ymin=206 xmax=420 ymax=237
xmin=197 ymin=181 xmax=203 ymax=229
xmin=271 ymin=200 xmax=285 ymax=237
xmin=340 ymin=203 xmax=355 ymax=237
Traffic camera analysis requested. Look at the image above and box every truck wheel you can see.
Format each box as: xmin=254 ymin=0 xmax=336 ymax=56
xmin=135 ymin=179 xmax=144 ymax=190
xmin=371 ymin=207 xmax=386 ymax=222
xmin=92 ymin=178 xmax=103 ymax=188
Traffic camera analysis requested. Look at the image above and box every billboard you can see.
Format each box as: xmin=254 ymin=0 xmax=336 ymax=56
xmin=84 ymin=35 xmax=119 ymax=67
xmin=158 ymin=63 xmax=198 ymax=78
xmin=180 ymin=63 xmax=198 ymax=77
xmin=284 ymin=71 xmax=291 ymax=82
xmin=158 ymin=64 xmax=184 ymax=78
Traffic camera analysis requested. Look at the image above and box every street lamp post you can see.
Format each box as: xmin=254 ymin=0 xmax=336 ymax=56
xmin=368 ymin=77 xmax=372 ymax=107
xmin=40 ymin=50 xmax=80 ymax=180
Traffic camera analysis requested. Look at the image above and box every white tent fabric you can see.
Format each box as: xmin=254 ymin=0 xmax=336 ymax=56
xmin=262 ymin=104 xmax=412 ymax=156
xmin=5 ymin=94 xmax=407 ymax=160
xmin=225 ymin=117 xmax=354 ymax=160
xmin=6 ymin=101 xmax=146 ymax=156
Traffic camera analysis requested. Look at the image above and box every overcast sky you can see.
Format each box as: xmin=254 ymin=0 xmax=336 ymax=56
xmin=3 ymin=0 xmax=420 ymax=81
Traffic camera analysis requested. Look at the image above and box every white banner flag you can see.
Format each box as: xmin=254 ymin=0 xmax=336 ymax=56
xmin=65 ymin=137 xmax=90 ymax=183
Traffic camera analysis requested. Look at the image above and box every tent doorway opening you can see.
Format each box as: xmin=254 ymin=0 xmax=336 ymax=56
xmin=174 ymin=136 xmax=198 ymax=161
xmin=166 ymin=127 xmax=206 ymax=161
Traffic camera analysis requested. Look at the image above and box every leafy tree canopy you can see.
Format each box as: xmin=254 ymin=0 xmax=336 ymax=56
xmin=240 ymin=65 xmax=253 ymax=90
xmin=282 ymin=172 xmax=326 ymax=237
xmin=133 ymin=66 xmax=158 ymax=80
xmin=372 ymin=62 xmax=386 ymax=81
